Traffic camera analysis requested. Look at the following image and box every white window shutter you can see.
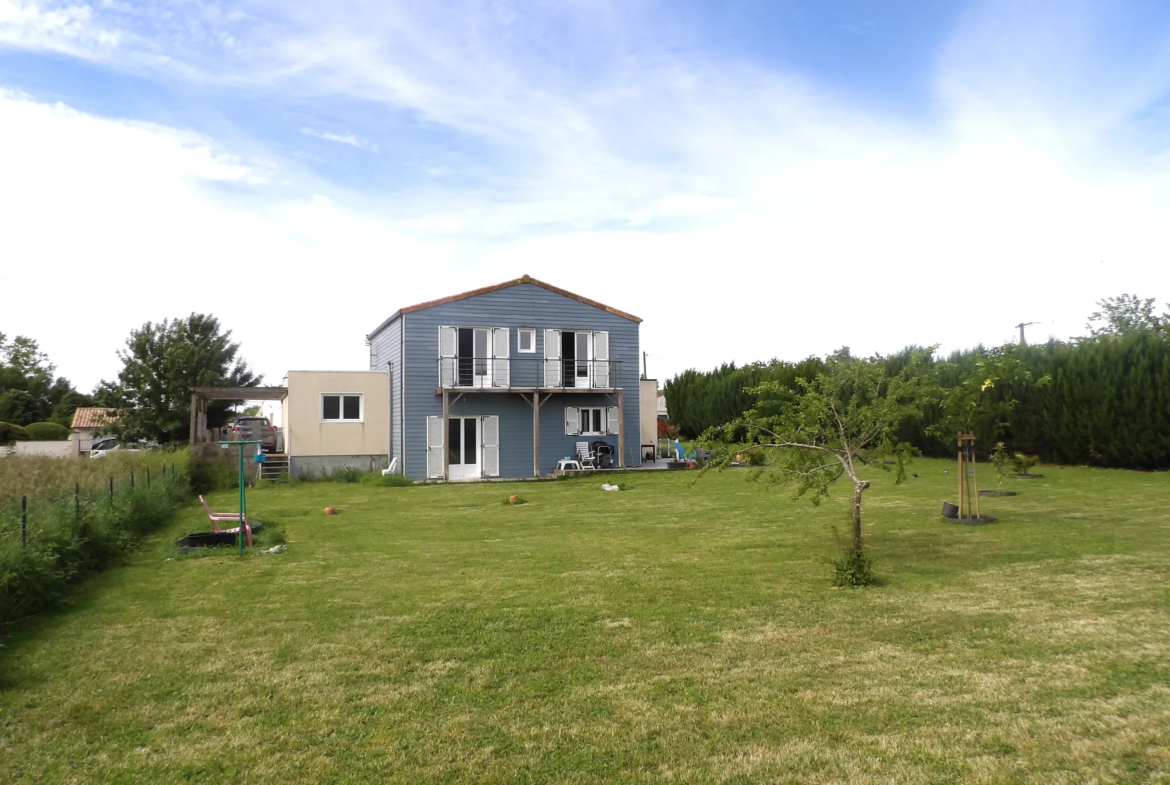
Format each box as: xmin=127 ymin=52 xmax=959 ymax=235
xmin=427 ymin=416 xmax=445 ymax=478
xmin=607 ymin=406 xmax=619 ymax=435
xmin=439 ymin=326 xmax=456 ymax=389
xmin=492 ymin=328 xmax=510 ymax=388
xmin=565 ymin=406 xmax=579 ymax=436
xmin=481 ymin=415 xmax=500 ymax=477
xmin=592 ymin=331 xmax=609 ymax=388
xmin=544 ymin=329 xmax=561 ymax=387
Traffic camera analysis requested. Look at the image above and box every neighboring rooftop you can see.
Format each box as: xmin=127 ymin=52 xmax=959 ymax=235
xmin=368 ymin=274 xmax=642 ymax=339
xmin=71 ymin=408 xmax=120 ymax=429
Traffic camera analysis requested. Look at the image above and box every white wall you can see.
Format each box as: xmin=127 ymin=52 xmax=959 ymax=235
xmin=14 ymin=440 xmax=77 ymax=458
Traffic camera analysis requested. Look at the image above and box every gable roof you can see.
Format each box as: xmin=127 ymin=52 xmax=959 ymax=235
xmin=367 ymin=275 xmax=641 ymax=340
xmin=71 ymin=408 xmax=120 ymax=429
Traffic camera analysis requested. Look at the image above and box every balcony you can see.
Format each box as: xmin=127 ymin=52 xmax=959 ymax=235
xmin=437 ymin=357 xmax=623 ymax=392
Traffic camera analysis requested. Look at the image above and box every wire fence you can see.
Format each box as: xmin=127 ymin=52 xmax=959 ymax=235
xmin=0 ymin=462 xmax=184 ymax=549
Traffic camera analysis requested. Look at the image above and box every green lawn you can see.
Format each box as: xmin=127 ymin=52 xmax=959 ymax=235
xmin=2 ymin=460 xmax=1169 ymax=783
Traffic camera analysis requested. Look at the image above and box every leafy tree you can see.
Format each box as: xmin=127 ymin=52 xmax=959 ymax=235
xmin=1085 ymin=294 xmax=1169 ymax=338
xmin=49 ymin=389 xmax=95 ymax=428
xmin=930 ymin=347 xmax=1047 ymax=448
xmin=0 ymin=333 xmax=56 ymax=424
xmin=700 ymin=350 xmax=935 ymax=586
xmin=111 ymin=314 xmax=262 ymax=443
xmin=0 ymin=389 xmax=42 ymax=426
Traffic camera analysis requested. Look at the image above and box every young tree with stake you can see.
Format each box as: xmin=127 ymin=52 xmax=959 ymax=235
xmin=699 ymin=349 xmax=935 ymax=585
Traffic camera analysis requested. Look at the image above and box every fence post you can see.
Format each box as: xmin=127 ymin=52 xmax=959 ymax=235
xmin=147 ymin=467 xmax=151 ymax=490
xmin=130 ymin=472 xmax=134 ymax=490
xmin=75 ymin=482 xmax=80 ymax=519
xmin=109 ymin=477 xmax=113 ymax=502
xmin=21 ymin=495 xmax=27 ymax=547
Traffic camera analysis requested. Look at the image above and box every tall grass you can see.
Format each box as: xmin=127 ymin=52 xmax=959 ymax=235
xmin=0 ymin=450 xmax=187 ymax=508
xmin=0 ymin=452 xmax=190 ymax=629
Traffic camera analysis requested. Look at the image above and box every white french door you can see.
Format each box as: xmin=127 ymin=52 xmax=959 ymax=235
xmin=447 ymin=416 xmax=480 ymax=480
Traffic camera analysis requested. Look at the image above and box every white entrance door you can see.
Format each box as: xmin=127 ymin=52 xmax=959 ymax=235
xmin=447 ymin=416 xmax=480 ymax=480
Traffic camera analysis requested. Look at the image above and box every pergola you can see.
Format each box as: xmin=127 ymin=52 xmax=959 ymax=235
xmin=189 ymin=386 xmax=288 ymax=446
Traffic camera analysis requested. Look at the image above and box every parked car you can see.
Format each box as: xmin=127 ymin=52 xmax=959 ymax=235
xmin=231 ymin=416 xmax=278 ymax=452
xmin=91 ymin=439 xmax=160 ymax=458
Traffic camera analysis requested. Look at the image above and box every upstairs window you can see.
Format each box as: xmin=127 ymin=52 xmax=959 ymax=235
xmin=518 ymin=327 xmax=536 ymax=353
xmin=322 ymin=394 xmax=363 ymax=422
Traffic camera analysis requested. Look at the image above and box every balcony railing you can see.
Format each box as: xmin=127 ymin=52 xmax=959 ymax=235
xmin=437 ymin=357 xmax=623 ymax=391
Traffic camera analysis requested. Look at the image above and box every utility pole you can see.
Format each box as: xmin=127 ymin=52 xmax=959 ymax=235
xmin=1015 ymin=321 xmax=1038 ymax=346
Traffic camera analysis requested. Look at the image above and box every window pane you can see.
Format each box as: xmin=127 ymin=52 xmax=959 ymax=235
xmin=520 ymin=330 xmax=532 ymax=351
xmin=464 ymin=418 xmax=477 ymax=465
xmin=580 ymin=410 xmax=589 ymax=434
xmin=448 ymin=418 xmax=462 ymax=465
xmin=343 ymin=395 xmax=360 ymax=420
xmin=576 ymin=333 xmax=589 ymax=377
xmin=593 ymin=409 xmax=602 ymax=433
xmin=474 ymin=329 xmax=489 ymax=375
xmin=322 ymin=395 xmax=340 ymax=420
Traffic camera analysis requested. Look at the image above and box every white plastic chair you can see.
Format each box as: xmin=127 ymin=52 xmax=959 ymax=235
xmin=576 ymin=441 xmax=597 ymax=469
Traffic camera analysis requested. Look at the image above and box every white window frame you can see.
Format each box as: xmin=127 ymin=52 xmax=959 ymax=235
xmin=321 ymin=393 xmax=363 ymax=423
xmin=518 ymin=327 xmax=536 ymax=354
xmin=579 ymin=406 xmax=606 ymax=436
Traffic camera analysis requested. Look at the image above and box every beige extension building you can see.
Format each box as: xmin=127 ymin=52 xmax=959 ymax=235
xmin=281 ymin=371 xmax=391 ymax=478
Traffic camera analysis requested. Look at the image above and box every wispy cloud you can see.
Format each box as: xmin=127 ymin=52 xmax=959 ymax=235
xmin=299 ymin=127 xmax=377 ymax=152
xmin=2 ymin=1 xmax=1170 ymax=389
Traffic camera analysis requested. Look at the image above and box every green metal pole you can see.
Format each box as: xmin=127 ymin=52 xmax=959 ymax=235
xmin=238 ymin=444 xmax=245 ymax=556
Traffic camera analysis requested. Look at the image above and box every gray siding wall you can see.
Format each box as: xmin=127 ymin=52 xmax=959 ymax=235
xmin=380 ymin=283 xmax=640 ymax=480
xmin=367 ymin=314 xmax=404 ymax=469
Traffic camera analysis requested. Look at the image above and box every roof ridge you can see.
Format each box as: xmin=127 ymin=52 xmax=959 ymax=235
xmin=396 ymin=274 xmax=642 ymax=323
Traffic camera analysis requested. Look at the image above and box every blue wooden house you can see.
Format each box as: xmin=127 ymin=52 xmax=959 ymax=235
xmin=367 ymin=275 xmax=642 ymax=481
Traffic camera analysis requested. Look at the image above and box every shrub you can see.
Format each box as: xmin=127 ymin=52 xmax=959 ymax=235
xmin=359 ymin=472 xmax=414 ymax=488
xmin=830 ymin=542 xmax=875 ymax=587
xmin=0 ymin=422 xmax=28 ymax=445
xmin=186 ymin=454 xmax=238 ymax=494
xmin=329 ymin=467 xmax=364 ymax=483
xmin=1009 ymin=453 xmax=1041 ymax=476
xmin=23 ymin=422 xmax=69 ymax=441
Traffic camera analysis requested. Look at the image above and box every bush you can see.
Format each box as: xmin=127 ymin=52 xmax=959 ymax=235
xmin=186 ymin=454 xmax=238 ymax=494
xmin=329 ymin=467 xmax=365 ymax=483
xmin=830 ymin=543 xmax=875 ymax=587
xmin=1009 ymin=453 xmax=1041 ymax=476
xmin=23 ymin=422 xmax=69 ymax=441
xmin=359 ymin=472 xmax=414 ymax=488
xmin=0 ymin=422 xmax=29 ymax=445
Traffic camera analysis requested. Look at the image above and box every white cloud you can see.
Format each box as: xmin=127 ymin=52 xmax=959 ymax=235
xmin=299 ymin=127 xmax=377 ymax=152
xmin=2 ymin=2 xmax=1170 ymax=390
xmin=0 ymin=90 xmax=455 ymax=390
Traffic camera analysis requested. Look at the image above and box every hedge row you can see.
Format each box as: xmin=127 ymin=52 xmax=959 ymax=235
xmin=664 ymin=333 xmax=1170 ymax=469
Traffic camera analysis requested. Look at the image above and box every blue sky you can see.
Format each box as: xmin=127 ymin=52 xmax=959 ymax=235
xmin=2 ymin=0 xmax=1169 ymax=389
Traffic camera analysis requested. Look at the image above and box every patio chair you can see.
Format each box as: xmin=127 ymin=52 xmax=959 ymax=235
xmin=198 ymin=494 xmax=253 ymax=547
xmin=576 ymin=441 xmax=597 ymax=469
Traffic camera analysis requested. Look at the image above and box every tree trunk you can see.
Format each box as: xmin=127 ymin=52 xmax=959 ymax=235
xmin=851 ymin=480 xmax=870 ymax=551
